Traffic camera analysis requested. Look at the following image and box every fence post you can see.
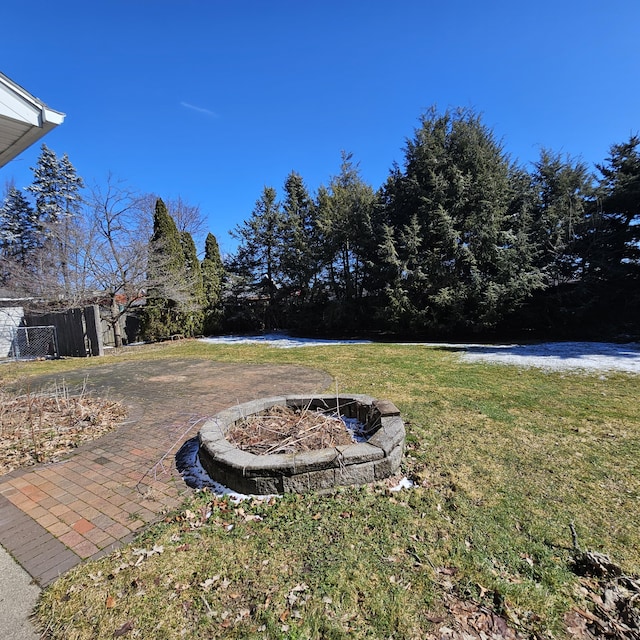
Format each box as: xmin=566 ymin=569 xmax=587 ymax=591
xmin=84 ymin=305 xmax=104 ymax=356
xmin=11 ymin=327 xmax=19 ymax=360
xmin=52 ymin=325 xmax=59 ymax=358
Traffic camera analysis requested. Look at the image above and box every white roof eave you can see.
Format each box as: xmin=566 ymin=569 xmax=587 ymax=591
xmin=0 ymin=72 xmax=65 ymax=168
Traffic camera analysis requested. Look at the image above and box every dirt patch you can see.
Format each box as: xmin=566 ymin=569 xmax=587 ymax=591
xmin=226 ymin=405 xmax=357 ymax=455
xmin=147 ymin=375 xmax=189 ymax=383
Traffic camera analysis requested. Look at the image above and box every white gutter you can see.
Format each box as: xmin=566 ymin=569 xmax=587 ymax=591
xmin=0 ymin=71 xmax=65 ymax=168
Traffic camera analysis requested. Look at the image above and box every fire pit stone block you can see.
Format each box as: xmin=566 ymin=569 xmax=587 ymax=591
xmin=198 ymin=394 xmax=405 ymax=494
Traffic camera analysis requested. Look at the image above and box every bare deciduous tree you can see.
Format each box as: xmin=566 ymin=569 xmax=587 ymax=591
xmin=137 ymin=193 xmax=207 ymax=249
xmin=87 ymin=175 xmax=151 ymax=347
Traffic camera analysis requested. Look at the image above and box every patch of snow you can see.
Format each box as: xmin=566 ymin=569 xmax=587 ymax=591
xmin=390 ymin=477 xmax=415 ymax=492
xmin=457 ymin=341 xmax=640 ymax=374
xmin=199 ymin=332 xmax=371 ymax=348
xmin=175 ymin=436 xmax=276 ymax=502
xmin=201 ymin=333 xmax=640 ymax=374
xmin=341 ymin=416 xmax=368 ymax=443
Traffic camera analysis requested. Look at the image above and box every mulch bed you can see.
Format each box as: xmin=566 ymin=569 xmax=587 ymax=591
xmin=226 ymin=405 xmax=356 ymax=455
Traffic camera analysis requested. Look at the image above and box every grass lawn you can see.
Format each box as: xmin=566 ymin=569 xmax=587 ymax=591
xmin=7 ymin=340 xmax=638 ymax=639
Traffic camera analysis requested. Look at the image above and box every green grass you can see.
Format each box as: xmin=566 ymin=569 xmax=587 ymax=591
xmin=19 ymin=339 xmax=640 ymax=638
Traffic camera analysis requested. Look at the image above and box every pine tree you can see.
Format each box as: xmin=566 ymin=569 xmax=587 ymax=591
xmin=201 ymin=232 xmax=225 ymax=334
xmin=229 ymin=186 xmax=283 ymax=329
xmin=26 ymin=144 xmax=85 ymax=296
xmin=591 ymin=135 xmax=640 ymax=282
xmin=380 ymin=107 xmax=541 ymax=335
xmin=315 ymin=152 xmax=375 ymax=304
xmin=529 ymin=149 xmax=593 ymax=286
xmin=26 ymin=144 xmax=63 ymax=224
xmin=0 ymin=186 xmax=38 ymax=265
xmin=374 ymin=213 xmax=428 ymax=332
xmin=142 ymin=198 xmax=190 ymax=340
xmin=579 ymin=135 xmax=640 ymax=333
xmin=180 ymin=231 xmax=204 ymax=336
xmin=279 ymin=171 xmax=317 ymax=302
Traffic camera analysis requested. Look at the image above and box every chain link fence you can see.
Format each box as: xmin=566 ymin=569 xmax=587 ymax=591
xmin=11 ymin=326 xmax=58 ymax=360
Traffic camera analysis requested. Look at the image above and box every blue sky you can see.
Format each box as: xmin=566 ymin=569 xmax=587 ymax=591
xmin=1 ymin=0 xmax=638 ymax=255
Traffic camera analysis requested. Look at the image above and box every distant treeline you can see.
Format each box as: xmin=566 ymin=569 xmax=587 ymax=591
xmin=2 ymin=107 xmax=638 ymax=344
xmin=226 ymin=107 xmax=639 ymax=341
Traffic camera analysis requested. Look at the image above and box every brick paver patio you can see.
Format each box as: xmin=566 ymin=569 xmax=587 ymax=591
xmin=0 ymin=358 xmax=331 ymax=586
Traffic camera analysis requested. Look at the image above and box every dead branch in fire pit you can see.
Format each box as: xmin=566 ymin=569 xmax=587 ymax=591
xmin=226 ymin=404 xmax=356 ymax=455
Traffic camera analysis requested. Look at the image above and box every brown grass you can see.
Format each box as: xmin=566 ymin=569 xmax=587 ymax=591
xmin=0 ymin=382 xmax=127 ymax=476
xmin=25 ymin=341 xmax=640 ymax=638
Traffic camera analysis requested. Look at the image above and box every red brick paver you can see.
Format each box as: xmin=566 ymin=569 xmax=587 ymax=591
xmin=0 ymin=359 xmax=331 ymax=586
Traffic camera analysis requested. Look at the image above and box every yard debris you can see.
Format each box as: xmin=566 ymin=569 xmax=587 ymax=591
xmin=199 ymin=576 xmax=220 ymax=592
xmin=286 ymin=583 xmax=309 ymax=606
xmin=568 ymin=524 xmax=640 ymax=638
xmin=426 ymin=593 xmax=526 ymax=640
xmin=113 ymin=620 xmax=134 ymax=637
xmin=226 ymin=404 xmax=360 ymax=455
xmin=389 ymin=476 xmax=415 ymax=492
xmin=572 ymin=550 xmax=624 ymax=580
xmin=566 ymin=575 xmax=640 ymax=639
xmin=131 ymin=545 xmax=164 ymax=565
xmin=0 ymin=382 xmax=127 ymax=475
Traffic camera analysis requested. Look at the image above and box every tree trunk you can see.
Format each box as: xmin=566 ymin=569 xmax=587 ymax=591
xmin=111 ymin=296 xmax=123 ymax=348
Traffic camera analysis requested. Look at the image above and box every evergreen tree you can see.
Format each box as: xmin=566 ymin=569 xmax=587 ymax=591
xmin=315 ymin=152 xmax=375 ymax=304
xmin=0 ymin=185 xmax=38 ymax=269
xmin=27 ymin=145 xmax=84 ymax=227
xmin=229 ymin=186 xmax=283 ymax=329
xmin=579 ymin=135 xmax=640 ymax=333
xmin=529 ymin=149 xmax=593 ymax=286
xmin=374 ymin=212 xmax=428 ymax=332
xmin=505 ymin=150 xmax=595 ymax=335
xmin=380 ymin=107 xmax=541 ymax=334
xmin=26 ymin=144 xmax=64 ymax=225
xmin=279 ymin=171 xmax=317 ymax=303
xmin=26 ymin=144 xmax=85 ymax=295
xmin=180 ymin=230 xmax=204 ymax=336
xmin=201 ymin=232 xmax=225 ymax=334
xmin=590 ymin=135 xmax=640 ymax=282
xmin=142 ymin=198 xmax=190 ymax=340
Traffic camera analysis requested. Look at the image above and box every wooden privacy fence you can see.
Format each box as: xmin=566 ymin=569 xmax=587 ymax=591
xmin=24 ymin=305 xmax=104 ymax=357
xmin=100 ymin=311 xmax=141 ymax=348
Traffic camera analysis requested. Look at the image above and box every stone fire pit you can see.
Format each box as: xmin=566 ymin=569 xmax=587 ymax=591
xmin=198 ymin=394 xmax=405 ymax=494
